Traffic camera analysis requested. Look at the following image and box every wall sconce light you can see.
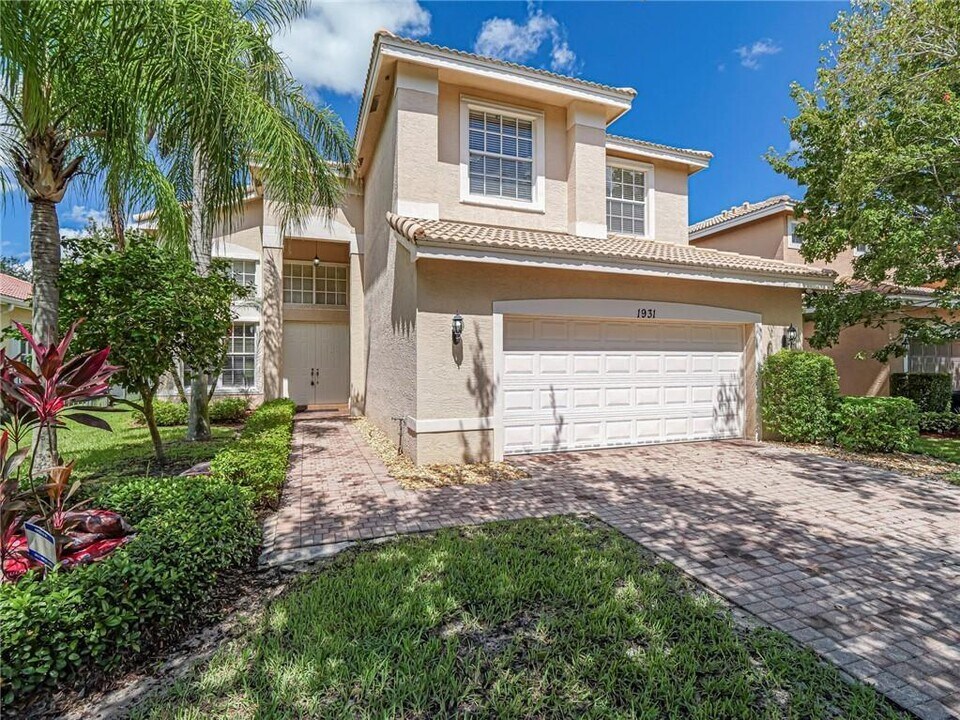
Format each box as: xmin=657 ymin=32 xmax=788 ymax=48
xmin=782 ymin=323 xmax=799 ymax=350
xmin=313 ymin=254 xmax=320 ymax=267
xmin=452 ymin=312 xmax=464 ymax=345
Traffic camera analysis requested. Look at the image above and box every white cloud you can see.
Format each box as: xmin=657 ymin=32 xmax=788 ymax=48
xmin=64 ymin=205 xmax=108 ymax=227
xmin=272 ymin=1 xmax=431 ymax=96
xmin=58 ymin=227 xmax=88 ymax=240
xmin=474 ymin=4 xmax=577 ymax=74
xmin=735 ymin=39 xmax=782 ymax=70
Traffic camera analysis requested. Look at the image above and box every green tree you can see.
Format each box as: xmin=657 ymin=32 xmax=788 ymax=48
xmin=768 ymin=0 xmax=960 ymax=359
xmin=0 ymin=0 xmax=353 ymax=449
xmin=58 ymin=230 xmax=243 ymax=462
xmin=0 ymin=256 xmax=30 ymax=282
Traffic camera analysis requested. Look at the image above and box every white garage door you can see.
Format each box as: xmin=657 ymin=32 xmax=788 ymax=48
xmin=501 ymin=316 xmax=745 ymax=454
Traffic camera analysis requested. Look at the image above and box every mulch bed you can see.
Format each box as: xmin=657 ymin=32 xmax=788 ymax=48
xmin=354 ymin=417 xmax=528 ymax=490
xmin=775 ymin=441 xmax=959 ymax=482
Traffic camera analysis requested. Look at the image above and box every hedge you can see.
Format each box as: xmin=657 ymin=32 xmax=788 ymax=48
xmin=133 ymin=397 xmax=251 ymax=427
xmin=890 ymin=372 xmax=952 ymax=413
xmin=761 ymin=351 xmax=840 ymax=443
xmin=834 ymin=397 xmax=919 ymax=453
xmin=209 ymin=399 xmax=295 ymax=507
xmin=0 ymin=399 xmax=296 ymax=705
xmin=918 ymin=411 xmax=960 ymax=435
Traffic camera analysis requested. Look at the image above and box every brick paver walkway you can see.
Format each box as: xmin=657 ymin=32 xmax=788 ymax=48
xmin=262 ymin=412 xmax=960 ymax=720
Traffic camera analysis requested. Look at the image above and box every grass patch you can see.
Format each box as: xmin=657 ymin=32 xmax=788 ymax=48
xmin=912 ymin=437 xmax=960 ymax=485
xmin=355 ymin=416 xmax=527 ymax=489
xmin=56 ymin=410 xmax=234 ymax=479
xmin=132 ymin=516 xmax=906 ymax=719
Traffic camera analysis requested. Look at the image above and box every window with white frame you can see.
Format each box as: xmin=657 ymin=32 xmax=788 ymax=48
xmin=787 ymin=219 xmax=802 ymax=248
xmin=854 ymin=243 xmax=868 ymax=256
xmin=282 ymin=262 xmax=347 ymax=306
xmin=606 ymin=164 xmax=649 ymax=236
xmin=220 ymin=323 xmax=257 ymax=389
xmin=468 ymin=108 xmax=534 ymax=202
xmin=230 ymin=259 xmax=258 ymax=294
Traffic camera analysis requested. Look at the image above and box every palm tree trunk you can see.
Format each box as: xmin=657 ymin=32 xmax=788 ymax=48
xmin=187 ymin=156 xmax=212 ymax=441
xmin=30 ymin=198 xmax=61 ymax=466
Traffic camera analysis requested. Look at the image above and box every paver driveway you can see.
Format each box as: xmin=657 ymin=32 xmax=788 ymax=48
xmin=263 ymin=412 xmax=960 ymax=720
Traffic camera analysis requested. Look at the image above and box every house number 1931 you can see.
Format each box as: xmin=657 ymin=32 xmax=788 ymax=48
xmin=637 ymin=307 xmax=657 ymax=319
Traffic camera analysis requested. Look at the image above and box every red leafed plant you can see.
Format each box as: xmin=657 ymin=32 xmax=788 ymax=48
xmin=0 ymin=320 xmax=120 ymax=578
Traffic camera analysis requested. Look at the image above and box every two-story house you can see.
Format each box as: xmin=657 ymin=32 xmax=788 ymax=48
xmin=156 ymin=33 xmax=835 ymax=463
xmin=689 ymin=195 xmax=954 ymax=396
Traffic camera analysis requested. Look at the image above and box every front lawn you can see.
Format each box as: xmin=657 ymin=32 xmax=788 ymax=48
xmin=912 ymin=437 xmax=960 ymax=485
xmin=134 ymin=517 xmax=905 ymax=719
xmin=57 ymin=409 xmax=234 ymax=479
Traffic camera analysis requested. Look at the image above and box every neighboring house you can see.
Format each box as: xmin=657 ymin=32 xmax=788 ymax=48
xmin=0 ymin=273 xmax=32 ymax=363
xmin=689 ymin=196 xmax=951 ymax=395
xmin=145 ymin=32 xmax=835 ymax=463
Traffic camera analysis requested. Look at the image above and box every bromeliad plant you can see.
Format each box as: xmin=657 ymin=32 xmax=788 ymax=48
xmin=0 ymin=320 xmax=118 ymax=575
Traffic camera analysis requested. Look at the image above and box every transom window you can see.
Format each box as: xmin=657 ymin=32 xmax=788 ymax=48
xmin=220 ymin=323 xmax=257 ymax=389
xmin=283 ymin=262 xmax=347 ymax=306
xmin=230 ymin=260 xmax=258 ymax=293
xmin=606 ymin=165 xmax=648 ymax=236
xmin=467 ymin=109 xmax=534 ymax=202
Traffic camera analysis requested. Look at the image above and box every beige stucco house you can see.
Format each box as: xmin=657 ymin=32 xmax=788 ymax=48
xmin=150 ymin=33 xmax=839 ymax=463
xmin=689 ymin=196 xmax=953 ymax=396
xmin=0 ymin=273 xmax=32 ymax=362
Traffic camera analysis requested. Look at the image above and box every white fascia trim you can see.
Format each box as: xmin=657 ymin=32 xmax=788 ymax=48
xmin=381 ymin=39 xmax=634 ymax=115
xmin=690 ymin=202 xmax=794 ymax=241
xmin=606 ymin=140 xmax=711 ymax=173
xmin=405 ymin=415 xmax=494 ymax=434
xmin=412 ymin=242 xmax=835 ymax=290
xmin=606 ymin=157 xmax=655 ymax=241
xmin=492 ymin=299 xmax=762 ymax=325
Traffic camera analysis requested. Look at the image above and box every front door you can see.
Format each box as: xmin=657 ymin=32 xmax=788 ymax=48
xmin=282 ymin=322 xmax=349 ymax=407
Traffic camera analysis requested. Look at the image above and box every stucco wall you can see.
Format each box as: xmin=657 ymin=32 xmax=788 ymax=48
xmin=411 ymin=259 xmax=803 ymax=463
xmin=359 ymin=92 xmax=419 ymax=443
xmin=691 ymin=214 xmax=787 ymax=259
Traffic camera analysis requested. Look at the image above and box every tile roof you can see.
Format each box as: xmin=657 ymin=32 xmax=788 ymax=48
xmin=689 ymin=195 xmax=796 ymax=236
xmin=386 ymin=213 xmax=834 ymax=283
xmin=375 ymin=31 xmax=637 ymax=98
xmin=606 ymin=134 xmax=713 ymax=161
xmin=839 ymin=277 xmax=936 ymax=299
xmin=0 ymin=273 xmax=31 ymax=302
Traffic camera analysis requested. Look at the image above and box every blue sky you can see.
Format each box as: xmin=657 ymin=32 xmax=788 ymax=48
xmin=0 ymin=0 xmax=844 ymax=264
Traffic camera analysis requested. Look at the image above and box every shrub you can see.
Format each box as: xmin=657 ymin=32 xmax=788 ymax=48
xmin=132 ymin=399 xmax=187 ymax=427
xmin=209 ymin=399 xmax=294 ymax=506
xmin=890 ymin=372 xmax=952 ymax=413
xmin=209 ymin=397 xmax=249 ymax=424
xmin=834 ymin=396 xmax=919 ymax=453
xmin=0 ymin=474 xmax=258 ymax=704
xmin=918 ymin=411 xmax=960 ymax=435
xmin=760 ymin=351 xmax=840 ymax=442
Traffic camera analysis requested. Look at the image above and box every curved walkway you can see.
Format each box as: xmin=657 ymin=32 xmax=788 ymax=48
xmin=262 ymin=411 xmax=960 ymax=720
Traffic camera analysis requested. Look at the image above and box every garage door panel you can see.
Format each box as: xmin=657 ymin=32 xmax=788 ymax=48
xmin=502 ymin=317 xmax=745 ymax=454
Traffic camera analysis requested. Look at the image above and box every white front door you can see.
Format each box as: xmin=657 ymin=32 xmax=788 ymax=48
xmin=282 ymin=322 xmax=349 ymax=406
xmin=501 ymin=316 xmax=745 ymax=454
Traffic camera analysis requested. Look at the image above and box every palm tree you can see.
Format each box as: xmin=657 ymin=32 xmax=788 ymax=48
xmin=0 ymin=0 xmax=353 ymax=449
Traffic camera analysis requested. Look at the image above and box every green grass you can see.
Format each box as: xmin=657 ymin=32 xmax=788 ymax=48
xmin=133 ymin=517 xmax=905 ymax=720
xmin=912 ymin=436 xmax=960 ymax=485
xmin=56 ymin=410 xmax=234 ymax=479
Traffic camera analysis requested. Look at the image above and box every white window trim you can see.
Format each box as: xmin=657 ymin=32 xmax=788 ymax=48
xmin=787 ymin=219 xmax=802 ymax=249
xmin=606 ymin=157 xmax=655 ymax=240
xmin=227 ymin=257 xmax=260 ymax=301
xmin=218 ymin=321 xmax=261 ymax=393
xmin=853 ymin=244 xmax=868 ymax=257
xmin=459 ymin=95 xmax=546 ymax=213
xmin=282 ymin=259 xmax=349 ymax=309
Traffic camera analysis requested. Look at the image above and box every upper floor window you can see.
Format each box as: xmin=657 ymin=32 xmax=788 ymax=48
xmin=283 ymin=261 xmax=347 ymax=307
xmin=460 ymin=97 xmax=544 ymax=211
xmin=606 ymin=162 xmax=652 ymax=237
xmin=853 ymin=243 xmax=868 ymax=256
xmin=787 ymin=219 xmax=802 ymax=248
xmin=230 ymin=259 xmax=258 ymax=295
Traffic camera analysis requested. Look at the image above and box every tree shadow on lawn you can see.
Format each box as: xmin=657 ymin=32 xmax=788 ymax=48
xmin=136 ymin=516 xmax=909 ymax=719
